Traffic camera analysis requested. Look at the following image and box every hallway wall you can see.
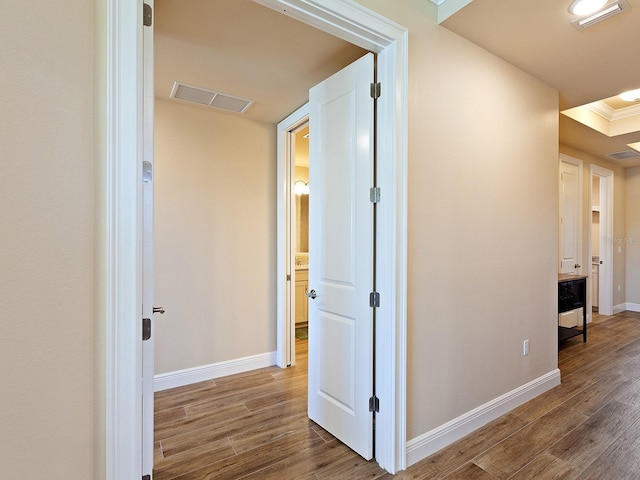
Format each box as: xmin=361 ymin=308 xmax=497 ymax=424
xmin=0 ymin=1 xmax=94 ymax=478
xmin=154 ymin=99 xmax=277 ymax=374
xmin=358 ymin=0 xmax=560 ymax=444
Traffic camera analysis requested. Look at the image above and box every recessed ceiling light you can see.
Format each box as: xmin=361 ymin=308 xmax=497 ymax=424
xmin=619 ymin=89 xmax=640 ymax=102
xmin=569 ymin=0 xmax=607 ymax=15
xmin=571 ymin=0 xmax=629 ymax=29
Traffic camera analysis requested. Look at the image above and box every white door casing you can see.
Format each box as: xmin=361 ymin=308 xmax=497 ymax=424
xmin=106 ymin=0 xmax=408 ymax=476
xmin=307 ymin=52 xmax=375 ymax=460
xmin=591 ymin=165 xmax=614 ymax=315
xmin=277 ymin=106 xmax=310 ymax=369
xmin=105 ymin=1 xmax=146 ymax=478
xmin=559 ymin=156 xmax=583 ymax=274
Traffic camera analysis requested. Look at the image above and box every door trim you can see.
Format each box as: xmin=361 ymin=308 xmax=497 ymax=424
xmin=267 ymin=0 xmax=408 ymax=472
xmin=104 ymin=0 xmax=408 ymax=476
xmin=104 ymin=0 xmax=145 ymax=478
xmin=590 ymin=165 xmax=614 ymax=316
xmin=277 ymin=104 xmax=310 ymax=369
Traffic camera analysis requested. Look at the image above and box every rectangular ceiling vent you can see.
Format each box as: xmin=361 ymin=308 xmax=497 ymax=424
xmin=170 ymin=82 xmax=254 ymax=114
xmin=606 ymin=149 xmax=640 ymax=161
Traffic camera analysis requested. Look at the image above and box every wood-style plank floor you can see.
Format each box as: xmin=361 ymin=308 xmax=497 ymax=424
xmin=154 ymin=311 xmax=640 ymax=479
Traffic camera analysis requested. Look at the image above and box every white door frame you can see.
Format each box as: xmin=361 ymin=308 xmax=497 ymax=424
xmin=104 ymin=0 xmax=407 ymax=477
xmin=277 ymin=104 xmax=310 ymax=369
xmin=591 ymin=165 xmax=614 ymax=315
xmin=267 ymin=1 xmax=408 ymax=472
xmin=104 ymin=1 xmax=145 ymax=478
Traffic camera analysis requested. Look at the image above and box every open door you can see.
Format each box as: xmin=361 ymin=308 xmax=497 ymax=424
xmin=142 ymin=1 xmax=155 ymax=478
xmin=559 ymin=157 xmax=582 ymax=274
xmin=307 ymin=52 xmax=375 ymax=460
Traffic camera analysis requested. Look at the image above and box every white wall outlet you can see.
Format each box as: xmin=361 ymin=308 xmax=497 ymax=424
xmin=523 ymin=339 xmax=529 ymax=356
xmin=618 ymin=284 xmax=622 ymax=292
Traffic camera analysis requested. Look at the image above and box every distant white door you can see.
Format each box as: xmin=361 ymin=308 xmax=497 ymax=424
xmin=592 ymin=165 xmax=614 ymax=315
xmin=307 ymin=53 xmax=375 ymax=460
xmin=559 ymin=158 xmax=582 ymax=274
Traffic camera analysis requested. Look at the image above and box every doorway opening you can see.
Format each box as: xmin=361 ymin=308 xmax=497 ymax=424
xmin=105 ymin=0 xmax=408 ymax=476
xmin=590 ymin=165 xmax=614 ymax=316
xmin=292 ymin=123 xmax=310 ymax=356
xmin=267 ymin=0 xmax=408 ymax=468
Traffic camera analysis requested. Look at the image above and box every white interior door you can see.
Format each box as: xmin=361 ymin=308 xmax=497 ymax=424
xmin=142 ymin=1 xmax=155 ymax=477
xmin=592 ymin=165 xmax=614 ymax=315
xmin=308 ymin=52 xmax=375 ymax=460
xmin=559 ymin=158 xmax=582 ymax=274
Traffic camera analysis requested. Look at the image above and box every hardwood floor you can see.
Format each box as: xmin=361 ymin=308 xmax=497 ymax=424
xmin=154 ymin=311 xmax=640 ymax=479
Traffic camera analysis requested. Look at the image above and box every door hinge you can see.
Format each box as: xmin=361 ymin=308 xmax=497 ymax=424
xmin=142 ymin=317 xmax=151 ymax=341
xmin=143 ymin=161 xmax=153 ymax=183
xmin=143 ymin=476 xmax=151 ymax=480
xmin=370 ymin=82 xmax=381 ymax=99
xmin=370 ymin=187 xmax=381 ymax=203
xmin=369 ymin=291 xmax=380 ymax=308
xmin=369 ymin=395 xmax=380 ymax=413
xmin=143 ymin=3 xmax=153 ymax=27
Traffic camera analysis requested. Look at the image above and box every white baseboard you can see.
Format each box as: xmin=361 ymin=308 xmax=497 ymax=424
xmin=154 ymin=351 xmax=277 ymax=392
xmin=619 ymin=302 xmax=640 ymax=313
xmin=406 ymin=369 xmax=561 ymax=467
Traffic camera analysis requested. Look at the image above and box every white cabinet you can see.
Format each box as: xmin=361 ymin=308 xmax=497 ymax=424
xmin=295 ymin=269 xmax=308 ymax=325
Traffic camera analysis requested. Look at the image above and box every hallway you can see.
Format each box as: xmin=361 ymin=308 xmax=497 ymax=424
xmin=154 ymin=311 xmax=640 ymax=479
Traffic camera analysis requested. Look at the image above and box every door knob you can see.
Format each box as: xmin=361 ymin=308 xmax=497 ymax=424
xmin=306 ymin=290 xmax=317 ymax=299
xmin=153 ymin=306 xmax=165 ymax=314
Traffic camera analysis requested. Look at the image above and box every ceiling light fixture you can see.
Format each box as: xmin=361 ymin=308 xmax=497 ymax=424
xmin=571 ymin=0 xmax=629 ymax=29
xmin=619 ymin=88 xmax=640 ymax=102
xmin=569 ymin=0 xmax=607 ymax=15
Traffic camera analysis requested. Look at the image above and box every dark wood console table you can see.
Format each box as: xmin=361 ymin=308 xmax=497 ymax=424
xmin=558 ymin=274 xmax=587 ymax=344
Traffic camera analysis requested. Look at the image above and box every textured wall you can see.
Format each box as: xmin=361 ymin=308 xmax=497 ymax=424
xmin=0 ymin=2 xmax=94 ymax=478
xmin=357 ymin=0 xmax=560 ymax=439
xmin=154 ymin=100 xmax=277 ymax=373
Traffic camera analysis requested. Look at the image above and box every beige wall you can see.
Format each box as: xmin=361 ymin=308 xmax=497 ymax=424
xmin=626 ymin=167 xmax=640 ymax=305
xmin=358 ymin=0 xmax=560 ymax=438
xmin=154 ymin=100 xmax=277 ymax=373
xmin=560 ymin=145 xmax=627 ymax=308
xmin=0 ymin=2 xmax=94 ymax=478
xmin=7 ymin=0 xmax=625 ymax=476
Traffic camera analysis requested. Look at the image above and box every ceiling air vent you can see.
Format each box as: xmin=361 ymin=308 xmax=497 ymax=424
xmin=170 ymin=82 xmax=254 ymax=114
xmin=605 ymin=149 xmax=640 ymax=161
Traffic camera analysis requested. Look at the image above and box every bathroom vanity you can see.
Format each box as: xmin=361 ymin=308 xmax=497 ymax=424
xmin=295 ymin=267 xmax=309 ymax=325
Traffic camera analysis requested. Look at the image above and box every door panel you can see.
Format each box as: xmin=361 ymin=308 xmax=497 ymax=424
xmin=308 ymin=52 xmax=374 ymax=460
xmin=560 ymin=160 xmax=581 ymax=274
xmin=142 ymin=1 xmax=155 ymax=476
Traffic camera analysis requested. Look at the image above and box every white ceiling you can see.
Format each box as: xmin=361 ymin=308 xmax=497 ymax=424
xmin=155 ymin=0 xmax=365 ymax=124
xmin=155 ymin=0 xmax=640 ymax=167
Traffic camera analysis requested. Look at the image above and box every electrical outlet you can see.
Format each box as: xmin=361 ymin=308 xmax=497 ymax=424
xmin=618 ymin=284 xmax=622 ymax=292
xmin=523 ymin=339 xmax=529 ymax=356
